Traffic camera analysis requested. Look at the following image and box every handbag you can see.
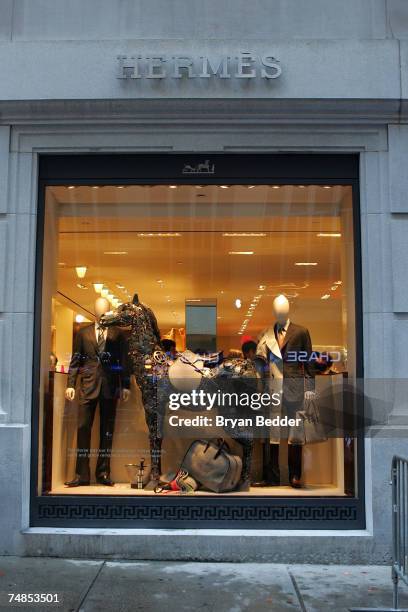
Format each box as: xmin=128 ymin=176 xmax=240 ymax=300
xmin=181 ymin=439 xmax=242 ymax=493
xmin=289 ymin=378 xmax=328 ymax=445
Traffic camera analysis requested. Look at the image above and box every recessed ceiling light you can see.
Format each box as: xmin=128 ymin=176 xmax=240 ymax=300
xmin=137 ymin=233 xmax=181 ymax=237
xmin=68 ymin=186 xmax=75 ymax=190
xmin=247 ymin=185 xmax=255 ymax=189
xmin=117 ymin=186 xmax=125 ymax=189
xmin=321 ymin=294 xmax=331 ymax=300
xmin=157 ymin=279 xmax=164 ymax=283
xmin=298 ymin=185 xmax=305 ymax=189
xmin=317 ymin=233 xmax=341 ymax=237
xmin=272 ymin=185 xmax=281 ymax=189
xmin=295 ymin=262 xmax=318 ymax=266
xmin=75 ymin=266 xmax=87 ymax=279
xmin=330 ymin=285 xmax=339 ymax=291
xmin=229 ymin=251 xmax=254 ymax=255
xmin=259 ymin=285 xmax=266 ymax=290
xmin=76 ymin=283 xmax=88 ymax=290
xmin=195 ymin=185 xmax=204 ymax=189
xmin=220 ymin=185 xmax=230 ymax=189
xmin=58 ymin=262 xmax=67 ymax=267
xmin=169 ymin=185 xmax=178 ymax=189
xmin=103 ymin=251 xmax=128 ymax=255
xmin=92 ymin=186 xmax=100 ymax=190
xmin=235 ymin=299 xmax=242 ymax=309
xmin=222 ymin=233 xmax=266 ymax=237
xmin=116 ymin=284 xmax=125 ymax=290
xmin=334 ymin=280 xmax=342 ymax=285
xmin=323 ymin=186 xmax=332 ymax=189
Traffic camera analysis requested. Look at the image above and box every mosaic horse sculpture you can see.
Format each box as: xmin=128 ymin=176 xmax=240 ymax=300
xmin=100 ymin=300 xmax=257 ymax=491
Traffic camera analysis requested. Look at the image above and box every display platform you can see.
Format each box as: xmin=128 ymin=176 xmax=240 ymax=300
xmin=51 ymin=483 xmax=345 ymax=497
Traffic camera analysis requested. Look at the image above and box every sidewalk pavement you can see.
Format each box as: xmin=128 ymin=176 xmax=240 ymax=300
xmin=0 ymin=558 xmax=407 ymax=612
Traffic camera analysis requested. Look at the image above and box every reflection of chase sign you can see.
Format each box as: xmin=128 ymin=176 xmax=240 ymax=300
xmin=182 ymin=160 xmax=215 ymax=175
xmin=117 ymin=53 xmax=282 ymax=80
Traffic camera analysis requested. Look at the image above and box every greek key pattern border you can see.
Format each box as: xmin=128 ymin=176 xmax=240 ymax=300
xmin=37 ymin=502 xmax=357 ymax=522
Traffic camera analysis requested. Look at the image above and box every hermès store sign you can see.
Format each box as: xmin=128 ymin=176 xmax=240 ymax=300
xmin=117 ymin=53 xmax=282 ymax=80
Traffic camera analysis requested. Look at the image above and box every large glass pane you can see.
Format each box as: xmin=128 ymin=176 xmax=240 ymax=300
xmin=38 ymin=182 xmax=356 ymax=497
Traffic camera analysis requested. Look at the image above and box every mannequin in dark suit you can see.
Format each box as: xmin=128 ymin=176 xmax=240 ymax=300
xmin=64 ymin=297 xmax=130 ymax=487
xmin=254 ymin=294 xmax=316 ymax=488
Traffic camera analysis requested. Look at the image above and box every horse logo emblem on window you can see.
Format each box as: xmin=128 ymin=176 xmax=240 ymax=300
xmin=182 ymin=160 xmax=215 ymax=175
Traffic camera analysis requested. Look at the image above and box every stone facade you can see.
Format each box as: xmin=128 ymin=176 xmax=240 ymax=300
xmin=0 ymin=0 xmax=408 ymax=560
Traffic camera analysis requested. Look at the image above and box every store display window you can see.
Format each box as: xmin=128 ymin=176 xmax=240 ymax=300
xmin=31 ymin=154 xmax=363 ymax=527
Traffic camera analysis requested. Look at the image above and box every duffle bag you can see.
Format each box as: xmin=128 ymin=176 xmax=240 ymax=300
xmin=181 ymin=439 xmax=242 ymax=493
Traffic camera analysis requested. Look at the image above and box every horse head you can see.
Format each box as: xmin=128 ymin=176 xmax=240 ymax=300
xmin=99 ymin=302 xmax=134 ymax=328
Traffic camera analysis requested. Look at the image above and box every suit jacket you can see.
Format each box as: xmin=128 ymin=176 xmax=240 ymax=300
xmin=67 ymin=324 xmax=131 ymax=401
xmin=256 ymin=322 xmax=315 ymax=404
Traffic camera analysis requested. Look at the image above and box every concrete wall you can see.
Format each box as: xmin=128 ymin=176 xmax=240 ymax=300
xmin=0 ymin=0 xmax=408 ymax=560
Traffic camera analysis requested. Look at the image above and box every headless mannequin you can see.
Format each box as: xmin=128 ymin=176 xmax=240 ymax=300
xmin=65 ymin=298 xmax=130 ymax=403
xmin=254 ymin=295 xmax=315 ymax=489
xmin=64 ymin=297 xmax=130 ymax=488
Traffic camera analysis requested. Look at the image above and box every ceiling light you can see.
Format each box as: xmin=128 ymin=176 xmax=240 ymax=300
xmin=103 ymin=251 xmax=128 ymax=255
xmin=235 ymin=299 xmax=242 ymax=309
xmin=93 ymin=283 xmax=104 ymax=293
xmin=272 ymin=185 xmax=281 ymax=189
xmin=75 ymin=314 xmax=85 ymax=323
xmin=298 ymin=185 xmax=305 ymax=189
xmin=92 ymin=186 xmax=100 ymax=190
xmin=58 ymin=262 xmax=66 ymax=267
xmin=222 ymin=233 xmax=266 ymax=237
xmin=75 ymin=266 xmax=87 ymax=279
xmin=228 ymin=251 xmax=254 ymax=255
xmin=195 ymin=185 xmax=204 ymax=189
xmin=334 ymin=280 xmax=342 ymax=285
xmin=323 ymin=186 xmax=332 ymax=189
xmin=157 ymin=279 xmax=163 ymax=283
xmin=116 ymin=284 xmax=125 ymax=290
xmin=259 ymin=285 xmax=266 ymax=290
xmin=68 ymin=186 xmax=75 ymax=190
xmin=295 ymin=262 xmax=318 ymax=266
xmin=220 ymin=185 xmax=230 ymax=189
xmin=169 ymin=185 xmax=178 ymax=189
xmin=116 ymin=186 xmax=125 ymax=189
xmin=76 ymin=283 xmax=88 ymax=290
xmin=317 ymin=233 xmax=341 ymax=238
xmin=330 ymin=285 xmax=339 ymax=291
xmin=247 ymin=185 xmax=255 ymax=189
xmin=321 ymin=294 xmax=331 ymax=300
xmin=137 ymin=233 xmax=181 ymax=238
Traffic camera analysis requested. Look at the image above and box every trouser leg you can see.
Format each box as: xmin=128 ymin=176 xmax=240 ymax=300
xmin=75 ymin=397 xmax=98 ymax=481
xmin=265 ymin=443 xmax=280 ymax=484
xmin=288 ymin=444 xmax=302 ymax=480
xmin=96 ymin=395 xmax=117 ymax=478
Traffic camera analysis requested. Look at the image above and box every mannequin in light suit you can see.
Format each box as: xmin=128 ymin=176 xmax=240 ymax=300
xmin=253 ymin=295 xmax=316 ymax=488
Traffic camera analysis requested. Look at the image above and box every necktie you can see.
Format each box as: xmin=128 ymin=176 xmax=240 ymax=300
xmin=97 ymin=326 xmax=105 ymax=351
xmin=277 ymin=325 xmax=285 ymax=349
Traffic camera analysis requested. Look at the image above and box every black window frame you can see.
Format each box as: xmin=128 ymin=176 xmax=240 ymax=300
xmin=30 ymin=153 xmax=365 ymax=529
